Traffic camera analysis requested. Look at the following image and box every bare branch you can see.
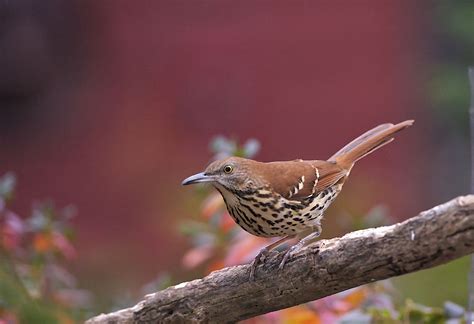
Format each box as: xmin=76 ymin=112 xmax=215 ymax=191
xmin=87 ymin=195 xmax=474 ymax=324
xmin=468 ymin=66 xmax=474 ymax=322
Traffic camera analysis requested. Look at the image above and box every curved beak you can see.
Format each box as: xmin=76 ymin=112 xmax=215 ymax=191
xmin=181 ymin=172 xmax=214 ymax=185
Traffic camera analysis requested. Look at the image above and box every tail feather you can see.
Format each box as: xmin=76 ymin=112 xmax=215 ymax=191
xmin=329 ymin=120 xmax=414 ymax=169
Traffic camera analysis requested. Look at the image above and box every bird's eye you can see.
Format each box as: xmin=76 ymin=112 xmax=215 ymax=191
xmin=223 ymin=165 xmax=234 ymax=174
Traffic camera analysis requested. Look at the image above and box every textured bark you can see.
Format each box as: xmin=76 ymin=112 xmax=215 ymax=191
xmin=87 ymin=195 xmax=474 ymax=324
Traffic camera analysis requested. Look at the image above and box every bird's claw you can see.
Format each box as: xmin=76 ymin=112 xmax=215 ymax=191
xmin=278 ymin=245 xmax=298 ymax=270
xmin=279 ymin=229 xmax=321 ymax=269
xmin=249 ymin=248 xmax=270 ymax=281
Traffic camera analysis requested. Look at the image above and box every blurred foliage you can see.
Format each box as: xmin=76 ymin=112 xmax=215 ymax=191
xmin=429 ymin=1 xmax=474 ymax=132
xmin=393 ymin=256 xmax=469 ymax=308
xmin=410 ymin=0 xmax=473 ymax=313
xmin=0 ymin=173 xmax=91 ymax=324
xmin=179 ymin=137 xmax=467 ymax=323
xmin=429 ymin=64 xmax=470 ymax=126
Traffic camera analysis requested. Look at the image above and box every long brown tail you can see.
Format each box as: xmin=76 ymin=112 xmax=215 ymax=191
xmin=328 ymin=120 xmax=414 ymax=169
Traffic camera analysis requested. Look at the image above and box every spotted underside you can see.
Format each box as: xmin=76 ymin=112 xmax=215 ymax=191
xmin=216 ymin=184 xmax=342 ymax=237
xmin=212 ymin=159 xmax=349 ymax=237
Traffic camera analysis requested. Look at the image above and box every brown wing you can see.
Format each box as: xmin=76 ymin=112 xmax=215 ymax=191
xmin=311 ymin=160 xmax=348 ymax=193
xmin=259 ymin=160 xmax=348 ymax=201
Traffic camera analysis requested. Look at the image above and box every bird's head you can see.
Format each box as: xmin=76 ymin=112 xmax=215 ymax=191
xmin=182 ymin=157 xmax=261 ymax=192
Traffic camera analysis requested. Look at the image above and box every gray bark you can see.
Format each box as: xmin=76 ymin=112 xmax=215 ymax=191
xmin=87 ymin=195 xmax=474 ymax=324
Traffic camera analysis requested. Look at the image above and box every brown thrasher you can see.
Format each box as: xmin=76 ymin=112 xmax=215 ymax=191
xmin=182 ymin=120 xmax=413 ymax=279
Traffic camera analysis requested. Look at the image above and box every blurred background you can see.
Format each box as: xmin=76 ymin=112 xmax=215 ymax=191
xmin=0 ymin=0 xmax=473 ymax=322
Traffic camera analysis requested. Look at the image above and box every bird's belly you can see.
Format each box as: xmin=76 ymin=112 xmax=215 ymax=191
xmin=225 ymin=186 xmax=340 ymax=238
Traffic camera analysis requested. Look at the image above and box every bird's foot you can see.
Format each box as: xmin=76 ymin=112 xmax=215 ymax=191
xmin=278 ymin=245 xmax=298 ymax=270
xmin=249 ymin=248 xmax=270 ymax=281
xmin=278 ymin=229 xmax=320 ymax=270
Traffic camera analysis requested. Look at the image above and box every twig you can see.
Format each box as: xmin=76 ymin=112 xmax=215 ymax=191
xmin=87 ymin=195 xmax=474 ymax=323
xmin=467 ymin=66 xmax=474 ymax=323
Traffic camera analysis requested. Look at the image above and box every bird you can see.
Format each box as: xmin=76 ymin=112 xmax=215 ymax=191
xmin=182 ymin=120 xmax=414 ymax=279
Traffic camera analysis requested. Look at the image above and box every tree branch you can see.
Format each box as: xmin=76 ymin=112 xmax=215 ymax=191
xmin=87 ymin=195 xmax=474 ymax=324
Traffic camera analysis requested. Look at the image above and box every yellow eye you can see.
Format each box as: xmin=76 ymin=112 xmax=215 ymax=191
xmin=223 ymin=165 xmax=233 ymax=174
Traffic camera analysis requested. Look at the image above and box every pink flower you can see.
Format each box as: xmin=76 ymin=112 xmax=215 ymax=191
xmin=182 ymin=244 xmax=215 ymax=269
xmin=1 ymin=211 xmax=24 ymax=251
xmin=52 ymin=232 xmax=77 ymax=260
xmin=224 ymin=232 xmax=273 ymax=266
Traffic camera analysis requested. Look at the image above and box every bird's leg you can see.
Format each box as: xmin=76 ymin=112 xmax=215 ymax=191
xmin=279 ymin=224 xmax=322 ymax=270
xmin=249 ymin=234 xmax=295 ymax=280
